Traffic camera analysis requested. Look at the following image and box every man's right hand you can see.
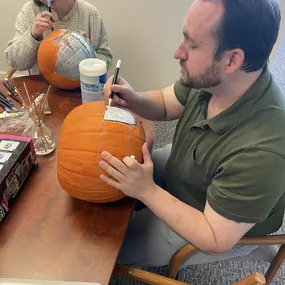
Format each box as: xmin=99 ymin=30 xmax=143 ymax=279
xmin=104 ymin=76 xmax=138 ymax=108
xmin=104 ymin=76 xmax=184 ymax=122
xmin=31 ymin=11 xmax=55 ymax=41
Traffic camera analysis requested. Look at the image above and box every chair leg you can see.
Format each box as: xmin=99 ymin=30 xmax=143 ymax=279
xmin=166 ymin=244 xmax=198 ymax=279
xmin=265 ymin=244 xmax=285 ymax=285
xmin=176 ymin=268 xmax=186 ymax=281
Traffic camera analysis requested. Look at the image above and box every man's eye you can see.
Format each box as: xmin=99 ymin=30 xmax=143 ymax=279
xmin=189 ymin=45 xmax=197 ymax=49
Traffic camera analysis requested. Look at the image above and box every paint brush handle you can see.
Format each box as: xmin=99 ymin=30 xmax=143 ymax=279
xmin=109 ymin=60 xmax=122 ymax=101
xmin=47 ymin=0 xmax=54 ymax=31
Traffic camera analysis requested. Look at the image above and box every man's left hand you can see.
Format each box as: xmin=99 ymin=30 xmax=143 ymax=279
xmin=99 ymin=143 xmax=156 ymax=200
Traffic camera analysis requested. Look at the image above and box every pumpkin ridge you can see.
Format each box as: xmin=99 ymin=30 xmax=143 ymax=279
xmin=94 ymin=121 xmax=106 ymax=199
xmin=58 ymin=165 xmax=113 ymax=191
xmin=59 ymin=132 xmax=145 ymax=143
xmin=58 ymin=150 xmax=126 ymax=160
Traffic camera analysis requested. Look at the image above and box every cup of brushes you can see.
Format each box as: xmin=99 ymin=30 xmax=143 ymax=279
xmin=14 ymin=83 xmax=56 ymax=156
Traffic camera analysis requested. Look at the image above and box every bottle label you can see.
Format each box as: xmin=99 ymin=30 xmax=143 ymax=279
xmin=80 ymin=73 xmax=107 ymax=103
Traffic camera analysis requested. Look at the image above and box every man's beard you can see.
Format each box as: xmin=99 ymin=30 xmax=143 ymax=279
xmin=180 ymin=60 xmax=221 ymax=89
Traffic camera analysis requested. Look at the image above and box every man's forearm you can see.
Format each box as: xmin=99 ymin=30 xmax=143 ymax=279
xmin=141 ymin=186 xmax=220 ymax=253
xmin=129 ymin=90 xmax=168 ymax=121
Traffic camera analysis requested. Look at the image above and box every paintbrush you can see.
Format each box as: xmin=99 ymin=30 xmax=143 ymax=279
xmin=47 ymin=0 xmax=54 ymax=31
xmin=108 ymin=60 xmax=121 ymax=106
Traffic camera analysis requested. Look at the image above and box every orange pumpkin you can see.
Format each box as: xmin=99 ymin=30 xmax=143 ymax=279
xmin=38 ymin=29 xmax=96 ymax=90
xmin=57 ymin=101 xmax=146 ymax=203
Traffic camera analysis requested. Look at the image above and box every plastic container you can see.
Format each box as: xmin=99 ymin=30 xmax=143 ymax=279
xmin=79 ymin=59 xmax=107 ymax=103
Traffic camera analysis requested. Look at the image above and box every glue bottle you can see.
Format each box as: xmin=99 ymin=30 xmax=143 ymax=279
xmin=79 ymin=59 xmax=107 ymax=103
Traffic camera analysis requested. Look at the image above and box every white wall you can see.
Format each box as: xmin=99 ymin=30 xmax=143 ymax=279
xmin=0 ymin=0 xmax=284 ymax=91
xmin=93 ymin=0 xmax=191 ymax=90
xmin=0 ymin=0 xmax=190 ymax=90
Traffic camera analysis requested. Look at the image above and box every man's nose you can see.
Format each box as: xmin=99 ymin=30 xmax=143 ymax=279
xmin=174 ymin=41 xmax=187 ymax=60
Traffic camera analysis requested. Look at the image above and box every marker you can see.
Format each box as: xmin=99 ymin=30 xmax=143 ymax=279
xmin=108 ymin=60 xmax=121 ymax=106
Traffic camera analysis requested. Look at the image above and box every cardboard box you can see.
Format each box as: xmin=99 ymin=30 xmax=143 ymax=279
xmin=0 ymin=135 xmax=37 ymax=223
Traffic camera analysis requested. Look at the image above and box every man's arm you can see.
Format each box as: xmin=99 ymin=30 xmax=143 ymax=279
xmin=140 ymin=149 xmax=285 ymax=253
xmin=141 ymin=186 xmax=254 ymax=254
xmin=136 ymin=84 xmax=185 ymax=121
xmin=105 ymin=76 xmax=185 ymax=122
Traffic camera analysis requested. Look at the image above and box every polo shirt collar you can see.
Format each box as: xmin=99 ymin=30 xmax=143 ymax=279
xmin=196 ymin=67 xmax=271 ymax=134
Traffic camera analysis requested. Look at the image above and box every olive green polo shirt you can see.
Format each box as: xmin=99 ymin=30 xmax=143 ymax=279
xmin=166 ymin=68 xmax=285 ymax=236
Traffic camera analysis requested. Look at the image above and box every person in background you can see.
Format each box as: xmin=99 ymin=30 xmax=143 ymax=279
xmin=103 ymin=0 xmax=285 ymax=268
xmin=5 ymin=0 xmax=113 ymax=75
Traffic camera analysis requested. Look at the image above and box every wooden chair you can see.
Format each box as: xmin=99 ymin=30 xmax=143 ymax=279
xmin=166 ymin=235 xmax=285 ymax=285
xmin=115 ymin=265 xmax=266 ymax=285
xmin=114 ymin=233 xmax=285 ymax=285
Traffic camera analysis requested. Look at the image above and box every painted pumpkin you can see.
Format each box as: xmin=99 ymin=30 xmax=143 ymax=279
xmin=38 ymin=29 xmax=95 ymax=90
xmin=57 ymin=101 xmax=146 ymax=203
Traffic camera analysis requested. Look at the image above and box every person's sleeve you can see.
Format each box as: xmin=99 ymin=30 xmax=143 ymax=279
xmin=207 ymin=149 xmax=285 ymax=223
xmin=5 ymin=3 xmax=40 ymax=71
xmin=174 ymin=79 xmax=193 ymax=106
xmin=90 ymin=13 xmax=113 ymax=71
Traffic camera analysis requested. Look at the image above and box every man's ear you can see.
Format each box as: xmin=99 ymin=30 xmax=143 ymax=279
xmin=223 ymin=49 xmax=245 ymax=74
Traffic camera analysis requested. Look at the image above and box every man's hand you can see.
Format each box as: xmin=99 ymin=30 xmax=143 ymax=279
xmin=104 ymin=76 xmax=138 ymax=108
xmin=99 ymin=143 xmax=156 ymax=200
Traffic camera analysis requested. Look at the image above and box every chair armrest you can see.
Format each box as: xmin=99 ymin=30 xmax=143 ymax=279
xmin=167 ymin=244 xmax=198 ymax=278
xmin=238 ymin=235 xmax=285 ymax=246
xmin=115 ymin=265 xmax=188 ymax=285
xmin=233 ymin=273 xmax=266 ymax=285
xmin=166 ymin=234 xmax=285 ymax=279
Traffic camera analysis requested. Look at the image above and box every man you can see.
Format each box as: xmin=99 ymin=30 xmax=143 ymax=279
xmin=102 ymin=0 xmax=285 ymax=267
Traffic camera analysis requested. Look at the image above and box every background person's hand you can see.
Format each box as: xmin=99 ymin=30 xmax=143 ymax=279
xmin=31 ymin=11 xmax=55 ymax=41
xmin=80 ymin=31 xmax=89 ymax=40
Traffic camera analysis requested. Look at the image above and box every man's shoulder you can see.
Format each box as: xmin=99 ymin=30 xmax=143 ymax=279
xmin=174 ymin=79 xmax=201 ymax=107
xmin=265 ymin=74 xmax=285 ymax=110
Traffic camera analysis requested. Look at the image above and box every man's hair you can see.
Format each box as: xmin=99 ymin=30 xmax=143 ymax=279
xmin=213 ymin=0 xmax=281 ymax=72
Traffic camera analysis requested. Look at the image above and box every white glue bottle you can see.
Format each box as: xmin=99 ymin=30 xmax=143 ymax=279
xmin=79 ymin=58 xmax=107 ymax=103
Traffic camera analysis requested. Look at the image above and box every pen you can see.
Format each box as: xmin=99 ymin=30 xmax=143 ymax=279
xmin=0 ymin=97 xmax=17 ymax=112
xmin=8 ymin=92 xmax=23 ymax=105
xmin=3 ymin=81 xmax=18 ymax=97
xmin=0 ymin=89 xmax=10 ymax=102
xmin=0 ymin=102 xmax=10 ymax=112
xmin=108 ymin=59 xmax=121 ymax=106
xmin=0 ymin=92 xmax=15 ymax=107
xmin=47 ymin=0 xmax=54 ymax=31
xmin=4 ymin=79 xmax=18 ymax=95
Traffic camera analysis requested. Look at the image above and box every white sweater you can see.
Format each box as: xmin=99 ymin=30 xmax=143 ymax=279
xmin=5 ymin=0 xmax=113 ymax=75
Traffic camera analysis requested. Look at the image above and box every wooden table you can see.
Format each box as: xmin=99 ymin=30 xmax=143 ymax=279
xmin=0 ymin=76 xmax=136 ymax=285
